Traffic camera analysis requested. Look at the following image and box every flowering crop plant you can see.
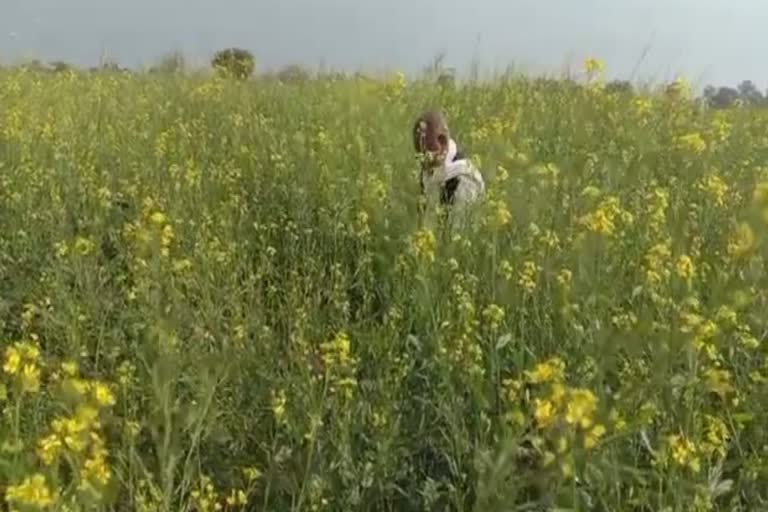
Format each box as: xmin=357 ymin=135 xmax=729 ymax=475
xmin=1 ymin=58 xmax=767 ymax=511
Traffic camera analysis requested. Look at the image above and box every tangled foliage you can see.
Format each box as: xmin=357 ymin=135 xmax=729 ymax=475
xmin=0 ymin=59 xmax=768 ymax=511
xmin=211 ymin=48 xmax=255 ymax=80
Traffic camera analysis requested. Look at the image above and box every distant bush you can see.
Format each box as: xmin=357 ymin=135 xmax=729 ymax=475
xmin=50 ymin=61 xmax=74 ymax=73
xmin=275 ymin=64 xmax=311 ymax=84
xmin=211 ymin=48 xmax=255 ymax=80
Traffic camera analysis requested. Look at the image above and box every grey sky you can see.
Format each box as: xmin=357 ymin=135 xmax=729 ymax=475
xmin=1 ymin=0 xmax=765 ymax=88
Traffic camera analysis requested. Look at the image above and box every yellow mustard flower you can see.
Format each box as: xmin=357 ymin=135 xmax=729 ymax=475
xmin=668 ymin=434 xmax=701 ymax=473
xmin=583 ymin=57 xmax=605 ymax=74
xmin=565 ymin=388 xmax=598 ymax=429
xmin=526 ymin=357 xmax=566 ymax=384
xmin=533 ymin=398 xmax=556 ymax=428
xmin=410 ymin=228 xmax=436 ymax=263
xmin=5 ymin=473 xmax=56 ymax=509
xmin=676 ymin=133 xmax=707 ymax=153
xmin=675 ymin=255 xmax=695 ymax=281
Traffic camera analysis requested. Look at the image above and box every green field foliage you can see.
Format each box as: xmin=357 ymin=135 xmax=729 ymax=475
xmin=1 ymin=64 xmax=768 ymax=511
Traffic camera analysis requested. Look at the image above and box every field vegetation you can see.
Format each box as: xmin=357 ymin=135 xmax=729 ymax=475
xmin=1 ymin=58 xmax=768 ymax=511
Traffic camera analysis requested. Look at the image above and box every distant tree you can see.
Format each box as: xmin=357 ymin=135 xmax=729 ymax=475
xmin=211 ymin=48 xmax=255 ymax=80
xmin=276 ymin=64 xmax=310 ymax=84
xmin=704 ymin=86 xmax=739 ymax=109
xmin=149 ymin=51 xmax=186 ymax=75
xmin=605 ymin=80 xmax=634 ymax=95
xmin=50 ymin=61 xmax=73 ymax=73
xmin=737 ymin=80 xmax=763 ymax=105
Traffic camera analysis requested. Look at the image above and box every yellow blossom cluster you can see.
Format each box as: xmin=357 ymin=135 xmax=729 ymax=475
xmin=503 ymin=358 xmax=610 ymax=478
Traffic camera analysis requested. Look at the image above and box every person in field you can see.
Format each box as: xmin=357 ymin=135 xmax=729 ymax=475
xmin=412 ymin=110 xmax=485 ymax=226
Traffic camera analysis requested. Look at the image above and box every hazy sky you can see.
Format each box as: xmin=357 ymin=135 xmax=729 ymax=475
xmin=1 ymin=0 xmax=765 ymax=87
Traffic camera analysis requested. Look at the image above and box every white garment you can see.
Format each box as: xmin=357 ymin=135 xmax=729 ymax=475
xmin=419 ymin=138 xmax=485 ymax=231
xmin=421 ymin=138 xmax=485 ymax=207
